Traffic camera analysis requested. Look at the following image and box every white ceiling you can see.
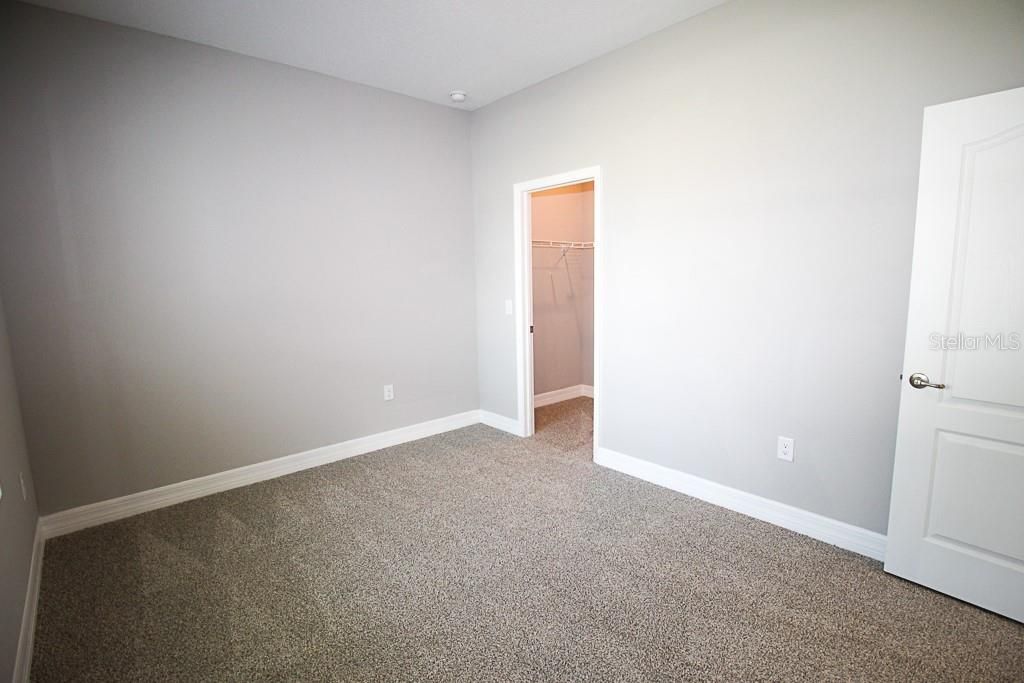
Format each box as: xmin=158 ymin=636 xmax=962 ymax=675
xmin=24 ymin=0 xmax=726 ymax=110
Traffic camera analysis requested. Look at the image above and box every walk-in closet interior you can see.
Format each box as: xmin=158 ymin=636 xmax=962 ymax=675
xmin=531 ymin=182 xmax=594 ymax=405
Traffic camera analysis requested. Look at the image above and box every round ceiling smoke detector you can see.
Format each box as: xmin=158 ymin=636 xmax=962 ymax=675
xmin=449 ymin=90 xmax=467 ymax=104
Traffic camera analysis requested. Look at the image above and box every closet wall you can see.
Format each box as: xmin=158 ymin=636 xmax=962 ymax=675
xmin=531 ymin=182 xmax=594 ymax=395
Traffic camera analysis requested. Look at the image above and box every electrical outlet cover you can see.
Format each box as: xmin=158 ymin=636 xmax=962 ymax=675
xmin=777 ymin=436 xmax=795 ymax=462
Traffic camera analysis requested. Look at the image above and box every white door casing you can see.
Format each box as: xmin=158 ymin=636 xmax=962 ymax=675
xmin=513 ymin=167 xmax=602 ymax=442
xmin=885 ymin=86 xmax=1024 ymax=622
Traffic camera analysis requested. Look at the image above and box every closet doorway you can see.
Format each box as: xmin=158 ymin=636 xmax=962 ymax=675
xmin=512 ymin=167 xmax=601 ymax=450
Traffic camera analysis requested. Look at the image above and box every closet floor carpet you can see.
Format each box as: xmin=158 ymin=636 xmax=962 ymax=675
xmin=31 ymin=397 xmax=1024 ymax=681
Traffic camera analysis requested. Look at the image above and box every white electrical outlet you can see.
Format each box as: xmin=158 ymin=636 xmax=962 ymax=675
xmin=20 ymin=472 xmax=28 ymax=501
xmin=383 ymin=384 xmax=395 ymax=401
xmin=505 ymin=299 xmax=514 ymax=316
xmin=777 ymin=436 xmax=795 ymax=462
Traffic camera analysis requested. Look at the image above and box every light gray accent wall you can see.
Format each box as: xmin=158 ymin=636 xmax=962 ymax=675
xmin=471 ymin=0 xmax=1024 ymax=533
xmin=0 ymin=5 xmax=478 ymax=514
xmin=0 ymin=294 xmax=38 ymax=681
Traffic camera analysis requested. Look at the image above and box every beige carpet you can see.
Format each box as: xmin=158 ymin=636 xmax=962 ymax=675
xmin=32 ymin=397 xmax=1024 ymax=681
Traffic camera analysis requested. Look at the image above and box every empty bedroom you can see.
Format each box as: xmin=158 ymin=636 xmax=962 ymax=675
xmin=1 ymin=0 xmax=1023 ymax=680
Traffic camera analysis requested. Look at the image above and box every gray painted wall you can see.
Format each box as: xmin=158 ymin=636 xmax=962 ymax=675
xmin=0 ymin=5 xmax=478 ymax=514
xmin=0 ymin=295 xmax=38 ymax=680
xmin=471 ymin=0 xmax=1024 ymax=533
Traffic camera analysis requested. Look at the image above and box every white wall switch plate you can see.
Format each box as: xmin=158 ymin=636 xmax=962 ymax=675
xmin=383 ymin=384 xmax=395 ymax=401
xmin=505 ymin=299 xmax=514 ymax=316
xmin=777 ymin=436 xmax=795 ymax=462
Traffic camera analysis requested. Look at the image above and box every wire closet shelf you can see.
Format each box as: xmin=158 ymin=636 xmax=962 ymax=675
xmin=531 ymin=240 xmax=594 ymax=249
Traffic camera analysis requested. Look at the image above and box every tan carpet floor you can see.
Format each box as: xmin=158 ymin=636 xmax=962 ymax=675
xmin=31 ymin=397 xmax=1024 ymax=681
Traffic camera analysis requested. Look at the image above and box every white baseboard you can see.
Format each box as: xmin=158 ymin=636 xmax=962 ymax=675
xmin=534 ymin=384 xmax=594 ymax=407
xmin=594 ymin=446 xmax=887 ymax=561
xmin=13 ymin=523 xmax=44 ymax=683
xmin=478 ymin=410 xmax=525 ymax=436
xmin=39 ymin=410 xmax=481 ymax=539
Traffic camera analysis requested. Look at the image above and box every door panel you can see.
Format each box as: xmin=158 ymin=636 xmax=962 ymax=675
xmin=927 ymin=432 xmax=1024 ymax=563
xmin=886 ymin=86 xmax=1024 ymax=623
xmin=948 ymin=127 xmax=1024 ymax=407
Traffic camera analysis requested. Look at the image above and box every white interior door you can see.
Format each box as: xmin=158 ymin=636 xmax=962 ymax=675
xmin=885 ymin=86 xmax=1024 ymax=622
